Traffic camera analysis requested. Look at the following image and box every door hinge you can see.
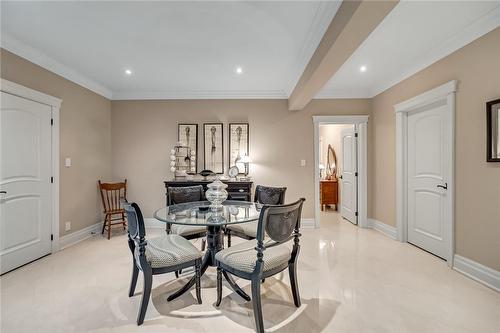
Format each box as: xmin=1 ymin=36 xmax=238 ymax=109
xmin=355 ymin=172 xmax=358 ymax=177
xmin=50 ymin=176 xmax=54 ymax=183
xmin=51 ymin=234 xmax=54 ymax=241
xmin=355 ymin=133 xmax=358 ymax=137
xmin=355 ymin=212 xmax=358 ymax=217
xmin=51 ymin=118 xmax=54 ymax=126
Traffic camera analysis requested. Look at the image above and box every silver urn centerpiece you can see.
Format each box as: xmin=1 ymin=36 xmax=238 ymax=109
xmin=206 ymin=178 xmax=228 ymax=211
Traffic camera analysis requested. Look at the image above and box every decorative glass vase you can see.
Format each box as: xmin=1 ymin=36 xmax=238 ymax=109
xmin=206 ymin=178 xmax=228 ymax=211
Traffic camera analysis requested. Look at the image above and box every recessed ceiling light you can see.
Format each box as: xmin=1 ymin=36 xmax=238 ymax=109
xmin=125 ymin=69 xmax=133 ymax=75
xmin=235 ymin=67 xmax=243 ymax=74
xmin=359 ymin=65 xmax=367 ymax=73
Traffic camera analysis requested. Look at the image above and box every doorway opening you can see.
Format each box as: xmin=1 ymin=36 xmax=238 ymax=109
xmin=313 ymin=116 xmax=368 ymax=228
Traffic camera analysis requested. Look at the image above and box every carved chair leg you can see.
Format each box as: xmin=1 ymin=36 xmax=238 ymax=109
xmin=174 ymin=271 xmax=179 ymax=279
xmin=101 ymin=214 xmax=108 ymax=234
xmin=137 ymin=269 xmax=152 ymax=326
xmin=129 ymin=263 xmax=139 ymax=297
xmin=195 ymin=260 xmax=202 ymax=304
xmin=201 ymin=239 xmax=206 ymax=252
xmin=251 ymin=276 xmax=264 ymax=333
xmin=122 ymin=212 xmax=126 ymax=230
xmin=215 ymin=267 xmax=222 ymax=307
xmin=107 ymin=215 xmax=111 ymax=240
xmin=226 ymin=231 xmax=231 ymax=247
xmin=289 ymin=262 xmax=301 ymax=307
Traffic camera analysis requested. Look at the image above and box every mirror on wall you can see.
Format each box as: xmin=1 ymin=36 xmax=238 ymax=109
xmin=326 ymin=144 xmax=338 ymax=179
xmin=487 ymin=99 xmax=500 ymax=162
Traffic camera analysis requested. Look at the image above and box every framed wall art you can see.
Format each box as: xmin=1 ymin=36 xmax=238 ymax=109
xmin=203 ymin=123 xmax=224 ymax=173
xmin=228 ymin=123 xmax=249 ymax=174
xmin=487 ymin=98 xmax=500 ymax=162
xmin=177 ymin=124 xmax=198 ymax=173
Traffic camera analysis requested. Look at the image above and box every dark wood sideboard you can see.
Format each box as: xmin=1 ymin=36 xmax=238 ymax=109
xmin=164 ymin=180 xmax=253 ymax=206
xmin=320 ymin=180 xmax=338 ymax=211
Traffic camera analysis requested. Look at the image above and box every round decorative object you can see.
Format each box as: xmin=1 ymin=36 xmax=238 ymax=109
xmin=190 ymin=161 xmax=196 ymax=166
xmin=190 ymin=150 xmax=196 ymax=156
xmin=205 ymin=178 xmax=228 ymax=211
xmin=170 ymin=167 xmax=176 ymax=172
xmin=170 ymin=155 xmax=176 ymax=161
xmin=228 ymin=166 xmax=239 ymax=178
xmin=170 ymin=161 xmax=176 ymax=167
xmin=170 ymin=149 xmax=176 ymax=155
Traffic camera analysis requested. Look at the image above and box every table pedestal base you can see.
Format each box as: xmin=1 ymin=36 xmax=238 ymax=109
xmin=167 ymin=225 xmax=250 ymax=302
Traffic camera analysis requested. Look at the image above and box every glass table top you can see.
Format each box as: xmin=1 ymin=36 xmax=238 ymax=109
xmin=154 ymin=200 xmax=262 ymax=226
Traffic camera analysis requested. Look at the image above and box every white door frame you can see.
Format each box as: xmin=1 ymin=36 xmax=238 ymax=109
xmin=395 ymin=80 xmax=456 ymax=266
xmin=313 ymin=115 xmax=369 ymax=228
xmin=1 ymin=79 xmax=62 ymax=252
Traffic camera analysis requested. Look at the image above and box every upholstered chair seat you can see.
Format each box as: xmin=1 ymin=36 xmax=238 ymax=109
xmin=215 ymin=239 xmax=290 ymax=273
xmin=171 ymin=224 xmax=208 ymax=238
xmin=145 ymin=235 xmax=201 ymax=268
xmin=225 ymin=221 xmax=258 ymax=238
xmin=226 ymin=185 xmax=286 ymax=246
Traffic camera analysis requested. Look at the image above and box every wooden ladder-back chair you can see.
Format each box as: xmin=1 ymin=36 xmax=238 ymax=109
xmin=98 ymin=179 xmax=127 ymax=239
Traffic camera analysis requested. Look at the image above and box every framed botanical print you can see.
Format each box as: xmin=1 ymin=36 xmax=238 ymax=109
xmin=177 ymin=124 xmax=198 ymax=174
xmin=203 ymin=123 xmax=224 ymax=173
xmin=228 ymin=123 xmax=249 ymax=174
xmin=487 ymin=98 xmax=500 ymax=162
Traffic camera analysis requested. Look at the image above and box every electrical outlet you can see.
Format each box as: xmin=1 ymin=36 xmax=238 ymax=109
xmin=65 ymin=221 xmax=71 ymax=231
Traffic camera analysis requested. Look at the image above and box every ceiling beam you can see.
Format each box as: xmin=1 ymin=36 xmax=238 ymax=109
xmin=288 ymin=0 xmax=399 ymax=110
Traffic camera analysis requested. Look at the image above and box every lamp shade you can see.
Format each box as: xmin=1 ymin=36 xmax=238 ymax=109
xmin=240 ymin=155 xmax=252 ymax=163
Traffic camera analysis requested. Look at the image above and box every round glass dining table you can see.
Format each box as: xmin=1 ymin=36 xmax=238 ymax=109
xmin=154 ymin=200 xmax=261 ymax=302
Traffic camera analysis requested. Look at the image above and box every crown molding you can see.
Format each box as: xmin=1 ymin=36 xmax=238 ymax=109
xmin=314 ymin=87 xmax=372 ymax=99
xmin=285 ymin=1 xmax=342 ymax=96
xmin=111 ymin=90 xmax=288 ymax=100
xmin=1 ymin=33 xmax=113 ymax=99
xmin=369 ymin=4 xmax=500 ymax=98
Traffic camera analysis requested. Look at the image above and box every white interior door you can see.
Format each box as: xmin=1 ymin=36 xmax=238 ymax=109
xmin=1 ymin=92 xmax=53 ymax=274
xmin=407 ymin=102 xmax=451 ymax=259
xmin=341 ymin=127 xmax=357 ymax=224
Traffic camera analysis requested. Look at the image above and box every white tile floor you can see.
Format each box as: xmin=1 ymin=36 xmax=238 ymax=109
xmin=1 ymin=211 xmax=499 ymax=333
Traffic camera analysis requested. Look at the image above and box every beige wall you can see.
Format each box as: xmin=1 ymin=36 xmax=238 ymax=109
xmin=111 ymin=99 xmax=371 ymax=219
xmin=0 ymin=49 xmax=112 ymax=236
xmin=370 ymin=28 xmax=500 ymax=270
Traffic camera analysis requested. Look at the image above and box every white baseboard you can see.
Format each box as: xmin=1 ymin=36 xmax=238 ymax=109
xmin=301 ymin=218 xmax=316 ymax=228
xmin=367 ymin=218 xmax=397 ymax=240
xmin=453 ymin=255 xmax=500 ymax=292
xmin=59 ymin=222 xmax=102 ymax=250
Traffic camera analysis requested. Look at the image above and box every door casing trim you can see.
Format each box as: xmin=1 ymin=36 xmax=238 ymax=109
xmin=1 ymin=78 xmax=62 ymax=252
xmin=394 ymin=80 xmax=456 ymax=266
xmin=312 ymin=115 xmax=369 ymax=229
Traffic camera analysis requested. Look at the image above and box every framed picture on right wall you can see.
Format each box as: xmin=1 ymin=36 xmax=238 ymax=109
xmin=486 ymin=98 xmax=500 ymax=162
xmin=228 ymin=123 xmax=249 ymax=174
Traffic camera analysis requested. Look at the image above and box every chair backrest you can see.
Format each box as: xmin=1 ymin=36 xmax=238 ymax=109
xmin=99 ymin=179 xmax=127 ymax=213
xmin=167 ymin=185 xmax=204 ymax=205
xmin=123 ymin=202 xmax=146 ymax=241
xmin=256 ymin=198 xmax=305 ymax=244
xmin=254 ymin=185 xmax=286 ymax=205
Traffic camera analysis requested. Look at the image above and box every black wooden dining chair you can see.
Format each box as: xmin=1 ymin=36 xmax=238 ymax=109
xmin=215 ymin=198 xmax=305 ymax=333
xmin=124 ymin=202 xmax=202 ymax=326
xmin=225 ymin=185 xmax=287 ymax=246
xmin=166 ymin=185 xmax=207 ymax=251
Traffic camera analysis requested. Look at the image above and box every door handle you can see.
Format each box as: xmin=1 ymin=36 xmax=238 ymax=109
xmin=437 ymin=183 xmax=448 ymax=190
xmin=0 ymin=191 xmax=6 ymax=194
xmin=339 ymin=175 xmax=343 ymax=179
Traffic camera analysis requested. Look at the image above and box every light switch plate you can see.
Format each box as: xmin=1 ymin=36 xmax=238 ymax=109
xmin=65 ymin=221 xmax=71 ymax=231
xmin=300 ymin=159 xmax=306 ymax=167
xmin=65 ymin=157 xmax=71 ymax=167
